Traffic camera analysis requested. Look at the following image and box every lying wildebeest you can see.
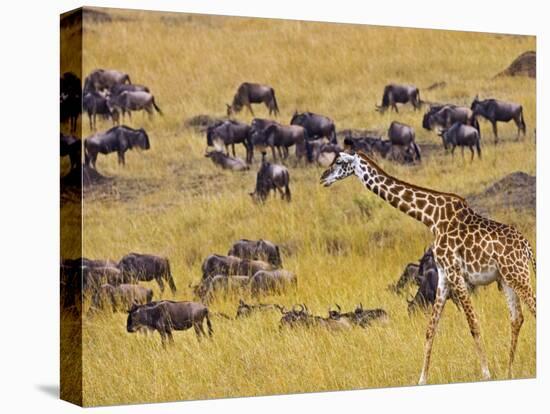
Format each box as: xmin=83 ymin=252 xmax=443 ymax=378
xmin=226 ymin=82 xmax=279 ymax=116
xmin=205 ymin=150 xmax=249 ymax=171
xmin=84 ymin=68 xmax=131 ymax=93
xmin=236 ymin=299 xmax=285 ymax=318
xmin=118 ymin=253 xmax=176 ymax=294
xmin=249 ymin=156 xmax=291 ymax=202
xmin=250 ymin=269 xmax=297 ymax=296
xmin=439 ymin=122 xmax=482 ymax=160
xmin=328 ymin=304 xmax=388 ymax=327
xmin=259 ymin=124 xmax=309 ymax=162
xmin=423 ymin=104 xmax=479 ymax=131
xmin=83 ymin=90 xmax=119 ymax=131
xmin=388 ymin=121 xmax=421 ymax=161
xmin=126 ymin=301 xmax=212 ymax=345
xmin=206 ymin=120 xmax=252 ymax=162
xmin=84 ymin=125 xmax=150 ymax=169
xmin=279 ymin=304 xmax=314 ymax=329
xmin=470 ymin=96 xmax=526 ymax=142
xmin=201 ymin=254 xmax=273 ymax=280
xmin=195 ymin=274 xmax=250 ymax=302
xmin=110 ymin=90 xmax=162 ymax=117
xmin=227 ymin=239 xmax=282 ymax=267
xmin=92 ymin=283 xmax=153 ymax=312
xmin=376 ymin=84 xmax=421 ymax=113
xmin=388 ymin=262 xmax=420 ymax=294
xmin=60 ymin=133 xmax=81 ymax=170
xmin=290 ymin=111 xmax=337 ymax=144
xmin=60 ymin=72 xmax=81 ymax=133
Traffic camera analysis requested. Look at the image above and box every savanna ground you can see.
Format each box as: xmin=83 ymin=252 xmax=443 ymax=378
xmin=60 ymin=8 xmax=536 ymax=407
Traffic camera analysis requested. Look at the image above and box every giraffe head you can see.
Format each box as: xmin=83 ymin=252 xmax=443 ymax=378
xmin=320 ymin=152 xmax=357 ymax=187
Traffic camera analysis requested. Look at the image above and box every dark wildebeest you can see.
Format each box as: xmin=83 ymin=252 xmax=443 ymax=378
xmin=236 ymin=299 xmax=285 ymax=318
xmin=118 ymin=253 xmax=177 ymax=294
xmin=470 ymin=96 xmax=526 ymax=142
xmin=388 ymin=263 xmax=420 ymax=294
xmin=249 ymin=156 xmax=291 ymax=202
xmin=206 ymin=120 xmax=252 ymax=162
xmin=387 ymin=121 xmax=421 ymax=161
xmin=82 ymin=265 xmax=124 ymax=293
xmin=92 ymin=283 xmax=153 ymax=312
xmin=205 ymin=150 xmax=249 ymax=171
xmin=407 ymin=249 xmax=439 ymax=314
xmin=439 ymin=122 xmax=482 ymax=160
xmin=423 ymin=105 xmax=479 ymax=131
xmin=260 ymin=124 xmax=308 ymax=162
xmin=279 ymin=304 xmax=314 ymax=329
xmin=84 ymin=69 xmax=131 ymax=93
xmin=84 ymin=125 xmax=150 ymax=169
xmin=249 ymin=269 xmax=297 ymax=296
xmin=110 ymin=90 xmax=162 ymax=117
xmin=226 ymin=82 xmax=279 ymax=116
xmin=227 ymin=239 xmax=282 ymax=267
xmin=194 ymin=275 xmax=250 ymax=302
xmin=315 ymin=142 xmax=343 ymax=167
xmin=376 ymin=84 xmax=421 ymax=113
xmin=83 ymin=91 xmax=120 ymax=131
xmin=60 ymin=133 xmax=81 ymax=170
xmin=60 ymin=72 xmax=81 ymax=133
xmin=109 ymin=84 xmax=151 ymax=119
xmin=201 ymin=254 xmax=273 ymax=280
xmin=290 ymin=111 xmax=337 ymax=145
xmin=126 ymin=301 xmax=212 ymax=345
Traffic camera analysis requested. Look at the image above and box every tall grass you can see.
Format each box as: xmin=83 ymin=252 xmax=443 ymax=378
xmin=64 ymin=8 xmax=536 ymax=406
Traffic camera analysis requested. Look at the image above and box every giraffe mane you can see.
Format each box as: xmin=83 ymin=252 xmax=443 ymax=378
xmin=356 ymin=151 xmax=466 ymax=202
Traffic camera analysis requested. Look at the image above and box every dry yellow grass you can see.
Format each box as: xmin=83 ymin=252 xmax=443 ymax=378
xmin=61 ymin=8 xmax=536 ymax=406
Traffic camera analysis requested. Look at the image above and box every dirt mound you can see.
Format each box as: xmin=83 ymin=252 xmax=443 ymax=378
xmin=183 ymin=114 xmax=227 ymax=130
xmin=468 ymin=171 xmax=536 ymax=215
xmin=61 ymin=165 xmax=112 ymax=189
xmin=497 ymin=51 xmax=536 ymax=79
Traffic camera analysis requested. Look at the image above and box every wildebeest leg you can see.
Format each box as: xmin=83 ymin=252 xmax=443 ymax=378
xmin=231 ymin=143 xmax=236 ymax=157
xmin=469 ymin=146 xmax=475 ymax=161
xmin=118 ymin=151 xmax=125 ymax=166
xmin=492 ymin=122 xmax=498 ymax=144
xmin=451 ymin=145 xmax=456 ymax=158
xmin=193 ymin=322 xmax=204 ymax=341
xmin=156 ymin=276 xmax=165 ymax=293
xmin=271 ymin=145 xmax=278 ymax=162
xmin=461 ymin=146 xmax=465 ymax=160
xmin=246 ymin=103 xmax=255 ymax=116
xmin=277 ymin=146 xmax=284 ymax=160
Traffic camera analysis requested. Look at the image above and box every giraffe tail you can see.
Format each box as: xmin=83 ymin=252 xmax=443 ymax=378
xmin=524 ymin=239 xmax=536 ymax=278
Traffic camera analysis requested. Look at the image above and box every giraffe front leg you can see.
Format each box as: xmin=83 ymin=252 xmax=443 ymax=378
xmin=502 ymin=282 xmax=524 ymax=379
xmin=419 ymin=267 xmax=449 ymax=385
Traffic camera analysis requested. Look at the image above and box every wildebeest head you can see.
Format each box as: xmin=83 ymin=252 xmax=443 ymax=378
xmin=328 ymin=304 xmax=342 ymax=320
xmin=319 ymin=152 xmax=356 ymax=187
xmin=438 ymin=128 xmax=449 ymax=150
xmin=126 ymin=304 xmax=146 ymax=332
xmin=136 ymin=128 xmax=151 ymax=150
xmin=470 ymin=95 xmax=483 ymax=113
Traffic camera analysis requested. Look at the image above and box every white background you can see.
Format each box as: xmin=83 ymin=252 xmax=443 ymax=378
xmin=0 ymin=0 xmax=547 ymax=412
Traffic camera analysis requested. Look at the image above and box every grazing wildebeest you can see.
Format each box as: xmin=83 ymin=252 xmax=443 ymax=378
xmin=290 ymin=111 xmax=337 ymax=144
xmin=60 ymin=72 xmax=81 ymax=133
xmin=205 ymin=150 xmax=249 ymax=171
xmin=439 ymin=122 xmax=482 ymax=160
xmin=118 ymin=253 xmax=176 ymax=294
xmin=260 ymin=124 xmax=308 ymax=162
xmin=227 ymin=239 xmax=282 ymax=267
xmin=388 ymin=262 xmax=420 ymax=294
xmin=84 ymin=69 xmax=131 ymax=93
xmin=226 ymin=82 xmax=279 ymax=116
xmin=60 ymin=133 xmax=81 ymax=170
xmin=110 ymin=90 xmax=162 ymax=117
xmin=84 ymin=125 xmax=150 ymax=169
xmin=82 ymin=265 xmax=124 ymax=293
xmin=201 ymin=254 xmax=273 ymax=280
xmin=407 ymin=248 xmax=439 ymax=314
xmin=195 ymin=275 xmax=250 ymax=302
xmin=388 ymin=121 xmax=421 ymax=161
xmin=83 ymin=91 xmax=119 ymax=131
xmin=126 ymin=301 xmax=212 ymax=345
xmin=236 ymin=299 xmax=285 ymax=318
xmin=249 ymin=156 xmax=291 ymax=202
xmin=206 ymin=120 xmax=252 ymax=162
xmin=92 ymin=283 xmax=153 ymax=312
xmin=423 ymin=105 xmax=479 ymax=131
xmin=376 ymin=84 xmax=421 ymax=113
xmin=249 ymin=269 xmax=297 ymax=296
xmin=470 ymin=96 xmax=526 ymax=142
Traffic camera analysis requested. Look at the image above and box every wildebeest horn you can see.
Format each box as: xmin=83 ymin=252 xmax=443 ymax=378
xmin=336 ymin=304 xmax=341 ymax=312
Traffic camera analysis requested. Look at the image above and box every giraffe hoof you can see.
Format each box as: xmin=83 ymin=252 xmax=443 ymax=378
xmin=482 ymin=369 xmax=491 ymax=381
xmin=418 ymin=376 xmax=427 ymax=386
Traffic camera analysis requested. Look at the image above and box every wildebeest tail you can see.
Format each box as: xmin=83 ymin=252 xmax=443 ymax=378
xmin=475 ymin=139 xmax=482 ymax=159
xmin=152 ymin=97 xmax=163 ymax=115
xmin=381 ymin=85 xmax=390 ymax=107
xmin=413 ymin=142 xmax=421 ymax=161
xmin=165 ymin=260 xmax=177 ymax=294
xmin=415 ymin=88 xmax=422 ymax=108
xmin=84 ymin=139 xmax=91 ymax=166
xmin=284 ymin=171 xmax=291 ymax=202
xmin=473 ymin=116 xmax=481 ymax=134
xmin=205 ymin=309 xmax=213 ymax=336
xmin=271 ymin=88 xmax=280 ymax=115
xmin=124 ymin=74 xmax=132 ymax=84
xmin=519 ymin=107 xmax=526 ymax=133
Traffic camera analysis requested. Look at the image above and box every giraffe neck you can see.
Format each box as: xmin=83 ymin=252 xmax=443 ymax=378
xmin=353 ymin=158 xmax=462 ymax=232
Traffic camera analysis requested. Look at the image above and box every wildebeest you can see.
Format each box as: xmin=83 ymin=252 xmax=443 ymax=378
xmin=82 ymin=265 xmax=124 ymax=293
xmin=259 ymin=124 xmax=308 ymax=162
xmin=205 ymin=150 xmax=249 ymax=171
xmin=60 ymin=133 xmax=81 ymax=170
xmin=387 ymin=121 xmax=421 ymax=161
xmin=84 ymin=125 xmax=150 ymax=169
xmin=327 ymin=304 xmax=388 ymax=328
xmin=118 ymin=253 xmax=176 ymax=294
xmin=195 ymin=275 xmax=250 ymax=302
xmin=470 ymin=96 xmax=526 ymax=142
xmin=407 ymin=248 xmax=439 ymax=314
xmin=206 ymin=120 xmax=252 ymax=162
xmin=236 ymin=299 xmax=284 ymax=318
xmin=290 ymin=111 xmax=337 ymax=144
xmin=60 ymin=72 xmax=81 ymax=133
xmin=109 ymin=83 xmax=150 ymax=96
xmin=388 ymin=262 xmax=420 ymax=294
xmin=315 ymin=142 xmax=343 ymax=166
xmin=423 ymin=104 xmax=479 ymax=131
xmin=227 ymin=239 xmax=282 ymax=267
xmin=279 ymin=304 xmax=314 ymax=329
xmin=83 ymin=90 xmax=119 ymax=131
xmin=126 ymin=301 xmax=212 ymax=344
xmin=226 ymin=82 xmax=279 ymax=116
xmin=110 ymin=90 xmax=162 ymax=117
xmin=439 ymin=122 xmax=482 ymax=160
xmin=92 ymin=283 xmax=153 ymax=312
xmin=84 ymin=68 xmax=131 ymax=93
xmin=376 ymin=84 xmax=421 ymax=113
xmin=249 ymin=269 xmax=297 ymax=296
xmin=201 ymin=254 xmax=273 ymax=280
xmin=249 ymin=156 xmax=291 ymax=202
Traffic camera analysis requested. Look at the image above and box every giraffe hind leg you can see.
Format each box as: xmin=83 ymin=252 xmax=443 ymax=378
xmin=502 ymin=282 xmax=524 ymax=379
xmin=499 ymin=263 xmax=536 ymax=317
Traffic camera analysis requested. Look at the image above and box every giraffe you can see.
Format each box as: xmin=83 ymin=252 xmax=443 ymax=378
xmin=320 ymin=151 xmax=536 ymax=385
